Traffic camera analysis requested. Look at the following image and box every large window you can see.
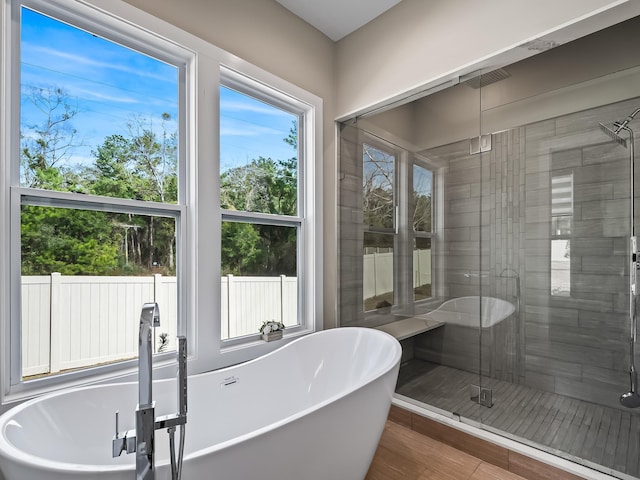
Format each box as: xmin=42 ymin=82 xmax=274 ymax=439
xmin=412 ymin=163 xmax=433 ymax=301
xmin=362 ymin=136 xmax=434 ymax=312
xmin=551 ymin=172 xmax=573 ymax=296
xmin=219 ymin=78 xmax=303 ymax=341
xmin=16 ymin=5 xmax=181 ymax=382
xmin=1 ymin=0 xmax=322 ymax=401
xmin=363 ymin=142 xmax=396 ymax=311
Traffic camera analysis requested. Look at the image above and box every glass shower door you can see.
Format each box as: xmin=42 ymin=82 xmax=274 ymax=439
xmin=337 ymin=79 xmax=485 ymax=422
xmin=398 ymin=79 xmax=485 ymax=419
xmin=476 ymin=85 xmax=640 ymax=476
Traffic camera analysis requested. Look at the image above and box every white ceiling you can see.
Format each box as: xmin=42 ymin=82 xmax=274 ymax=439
xmin=275 ymin=0 xmax=403 ymax=41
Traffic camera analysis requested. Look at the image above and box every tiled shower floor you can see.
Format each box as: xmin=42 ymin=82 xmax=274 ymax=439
xmin=396 ymin=360 xmax=640 ymax=479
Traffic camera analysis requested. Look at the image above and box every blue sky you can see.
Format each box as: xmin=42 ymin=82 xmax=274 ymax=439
xmin=20 ymin=6 xmax=296 ymax=175
xmin=219 ymin=87 xmax=298 ymax=172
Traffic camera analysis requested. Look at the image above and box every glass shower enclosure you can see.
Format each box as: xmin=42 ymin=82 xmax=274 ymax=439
xmin=338 ymin=15 xmax=640 ymax=479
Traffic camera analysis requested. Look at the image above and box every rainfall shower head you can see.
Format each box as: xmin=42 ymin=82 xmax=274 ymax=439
xmin=599 ymin=107 xmax=640 ymax=148
xmin=615 ymin=107 xmax=640 ymax=134
xmin=599 ymin=122 xmax=628 ymax=148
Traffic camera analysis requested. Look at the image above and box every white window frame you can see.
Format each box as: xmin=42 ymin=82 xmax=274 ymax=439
xmin=361 ymin=134 xmax=399 ymax=312
xmin=411 ymin=156 xmax=436 ymax=306
xmin=360 ymin=133 xmax=437 ymax=319
xmin=218 ymin=67 xmax=317 ymax=349
xmin=0 ymin=0 xmax=322 ymax=405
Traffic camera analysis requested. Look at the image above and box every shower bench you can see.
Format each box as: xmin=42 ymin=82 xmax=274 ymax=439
xmin=375 ymin=316 xmax=443 ymax=363
xmin=374 ymin=316 xmax=443 ymax=341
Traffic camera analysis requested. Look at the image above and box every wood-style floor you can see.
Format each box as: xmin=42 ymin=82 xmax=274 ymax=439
xmin=396 ymin=360 xmax=640 ymax=479
xmin=366 ymin=420 xmax=528 ymax=480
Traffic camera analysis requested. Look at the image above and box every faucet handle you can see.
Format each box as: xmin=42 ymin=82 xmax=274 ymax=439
xmin=112 ymin=411 xmax=126 ymax=457
xmin=112 ymin=411 xmax=138 ymax=457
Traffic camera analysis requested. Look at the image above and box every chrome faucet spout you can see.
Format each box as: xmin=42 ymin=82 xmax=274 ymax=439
xmin=111 ymin=302 xmax=187 ymax=480
xmin=139 ymin=303 xmax=160 ymax=407
xmin=137 ymin=302 xmax=160 ymax=479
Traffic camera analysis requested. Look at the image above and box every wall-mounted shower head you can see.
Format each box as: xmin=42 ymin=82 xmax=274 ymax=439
xmin=599 ymin=122 xmax=628 ymax=148
xmin=599 ymin=107 xmax=640 ymax=148
xmin=614 ymin=107 xmax=640 ymax=134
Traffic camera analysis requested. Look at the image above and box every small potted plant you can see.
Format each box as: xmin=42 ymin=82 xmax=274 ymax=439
xmin=259 ymin=320 xmax=285 ymax=342
xmin=158 ymin=332 xmax=170 ymax=352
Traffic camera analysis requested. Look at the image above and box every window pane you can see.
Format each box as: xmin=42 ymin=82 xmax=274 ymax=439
xmin=20 ymin=205 xmax=177 ymax=380
xmin=220 ymin=86 xmax=299 ymax=215
xmin=413 ymin=164 xmax=432 ymax=232
xmin=414 ymin=237 xmax=432 ymax=301
xmin=551 ymin=172 xmax=573 ymax=296
xmin=551 ymin=239 xmax=571 ymax=296
xmin=20 ymin=7 xmax=179 ymax=202
xmin=363 ymin=144 xmax=394 ymax=229
xmin=221 ymin=221 xmax=298 ymax=339
xmin=363 ymin=232 xmax=394 ymax=311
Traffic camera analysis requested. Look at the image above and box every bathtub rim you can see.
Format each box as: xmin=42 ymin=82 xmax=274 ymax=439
xmin=423 ymin=295 xmax=515 ymax=328
xmin=0 ymin=327 xmax=401 ymax=475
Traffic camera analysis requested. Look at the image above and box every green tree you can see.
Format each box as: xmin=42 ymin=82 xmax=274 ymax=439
xmin=19 ymin=87 xmax=121 ymax=275
xmin=20 ymin=86 xmax=179 ymax=276
xmin=221 ymin=221 xmax=263 ymax=275
xmin=83 ymin=115 xmax=178 ymax=274
xmin=20 ymin=86 xmax=82 ymax=191
xmin=87 ymin=134 xmax=138 ymax=199
xmin=220 ymin=157 xmax=297 ymax=276
xmin=220 ymin=157 xmax=296 ymax=215
xmin=413 ymin=193 xmax=432 ymax=232
xmin=125 ymin=113 xmax=177 ymax=204
xmin=21 ymin=205 xmax=118 ymax=275
xmin=363 ymin=144 xmax=394 ymax=229
xmin=220 ymin=121 xmax=298 ymax=276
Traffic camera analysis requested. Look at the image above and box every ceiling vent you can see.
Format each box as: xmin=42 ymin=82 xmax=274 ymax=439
xmin=464 ymin=68 xmax=511 ymax=89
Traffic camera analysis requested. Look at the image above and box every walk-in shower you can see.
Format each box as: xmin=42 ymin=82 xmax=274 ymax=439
xmin=600 ymin=109 xmax=640 ymax=409
xmin=338 ymin=15 xmax=640 ymax=480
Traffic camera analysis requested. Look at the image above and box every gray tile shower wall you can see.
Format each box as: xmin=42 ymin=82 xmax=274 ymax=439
xmin=412 ymin=98 xmax=640 ymax=411
xmin=338 ymin=98 xmax=640 ymax=412
xmin=338 ymin=123 xmax=364 ymax=328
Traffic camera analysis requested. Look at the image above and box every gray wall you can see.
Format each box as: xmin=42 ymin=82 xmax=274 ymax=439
xmin=338 ymin=124 xmax=366 ymax=328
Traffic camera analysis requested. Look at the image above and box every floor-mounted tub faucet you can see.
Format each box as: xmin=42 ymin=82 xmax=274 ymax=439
xmin=112 ymin=302 xmax=188 ymax=480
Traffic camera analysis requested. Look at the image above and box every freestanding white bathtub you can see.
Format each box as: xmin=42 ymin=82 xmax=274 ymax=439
xmin=414 ymin=296 xmax=516 ymax=380
xmin=0 ymin=327 xmax=401 ymax=480
xmin=419 ymin=295 xmax=515 ymax=327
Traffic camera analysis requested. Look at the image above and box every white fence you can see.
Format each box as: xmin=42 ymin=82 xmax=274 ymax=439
xmin=21 ymin=274 xmax=297 ymax=378
xmin=221 ymin=275 xmax=298 ymax=339
xmin=363 ymin=249 xmax=432 ymax=300
xmin=21 ymin=274 xmax=177 ymax=377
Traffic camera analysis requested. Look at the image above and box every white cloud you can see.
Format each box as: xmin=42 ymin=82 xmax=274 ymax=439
xmin=22 ymin=43 xmax=176 ymax=84
xmin=72 ymin=87 xmax=140 ymax=105
xmin=220 ymin=99 xmax=292 ymax=117
xmin=220 ymin=124 xmax=284 ymax=137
